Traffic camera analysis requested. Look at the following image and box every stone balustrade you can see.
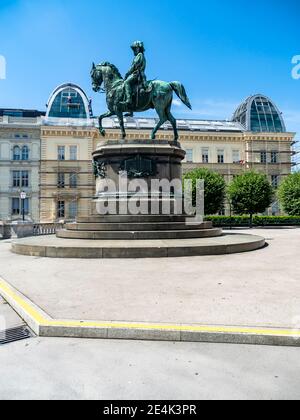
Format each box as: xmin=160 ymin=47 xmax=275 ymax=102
xmin=33 ymin=223 xmax=64 ymax=236
xmin=0 ymin=222 xmax=64 ymax=239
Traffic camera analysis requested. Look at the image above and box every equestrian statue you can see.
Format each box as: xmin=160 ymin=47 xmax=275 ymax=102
xmin=91 ymin=41 xmax=192 ymax=142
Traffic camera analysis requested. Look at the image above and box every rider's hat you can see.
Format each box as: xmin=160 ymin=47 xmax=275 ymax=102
xmin=131 ymin=41 xmax=145 ymax=53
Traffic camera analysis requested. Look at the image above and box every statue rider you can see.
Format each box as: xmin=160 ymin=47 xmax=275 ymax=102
xmin=120 ymin=41 xmax=147 ymax=111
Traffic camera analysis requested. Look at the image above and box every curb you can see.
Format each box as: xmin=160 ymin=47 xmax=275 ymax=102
xmin=1 ymin=278 xmax=300 ymax=347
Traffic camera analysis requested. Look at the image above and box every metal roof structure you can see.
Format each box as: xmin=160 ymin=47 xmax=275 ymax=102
xmin=45 ymin=83 xmax=93 ymax=120
xmin=1 ymin=87 xmax=290 ymax=135
xmin=232 ymin=94 xmax=286 ymax=133
xmin=101 ymin=117 xmax=245 ymax=133
xmin=0 ymin=109 xmax=45 ymax=118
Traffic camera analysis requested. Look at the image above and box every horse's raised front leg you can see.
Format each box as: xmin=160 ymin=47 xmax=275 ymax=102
xmin=98 ymin=111 xmax=115 ymax=137
xmin=116 ymin=112 xmax=126 ymax=139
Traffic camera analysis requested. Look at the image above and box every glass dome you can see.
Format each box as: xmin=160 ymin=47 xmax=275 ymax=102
xmin=232 ymin=94 xmax=286 ymax=133
xmin=46 ymin=83 xmax=92 ymax=119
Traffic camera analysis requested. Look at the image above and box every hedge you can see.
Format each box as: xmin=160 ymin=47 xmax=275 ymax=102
xmin=205 ymin=216 xmax=300 ymax=227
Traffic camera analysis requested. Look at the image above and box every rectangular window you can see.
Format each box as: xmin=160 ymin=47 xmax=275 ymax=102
xmin=22 ymin=146 xmax=29 ymax=161
xmin=260 ymin=151 xmax=267 ymax=164
xmin=13 ymin=171 xmax=29 ymax=188
xmin=232 ymin=150 xmax=240 ymax=163
xmin=69 ymin=202 xmax=77 ymax=219
xmin=202 ymin=148 xmax=209 ymax=163
xmin=21 ymin=171 xmax=29 ymax=188
xmin=186 ymin=149 xmax=194 ymax=163
xmin=58 ymin=146 xmax=65 ymax=161
xmin=11 ymin=198 xmax=20 ymax=215
xmin=57 ymin=201 xmax=65 ymax=219
xmin=22 ymin=198 xmax=29 ymax=215
xmin=13 ymin=171 xmax=21 ymax=187
xmin=271 ymin=175 xmax=279 ymax=189
xmin=217 ymin=150 xmax=225 ymax=164
xmin=11 ymin=198 xmax=29 ymax=215
xmin=57 ymin=173 xmax=65 ymax=189
xmin=69 ymin=173 xmax=78 ymax=188
xmin=70 ymin=146 xmax=78 ymax=161
xmin=13 ymin=146 xmax=21 ymax=161
xmin=271 ymin=151 xmax=278 ymax=164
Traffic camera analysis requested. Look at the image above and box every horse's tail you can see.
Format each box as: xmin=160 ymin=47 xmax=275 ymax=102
xmin=170 ymin=82 xmax=192 ymax=110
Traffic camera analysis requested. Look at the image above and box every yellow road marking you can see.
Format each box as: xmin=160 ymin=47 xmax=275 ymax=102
xmin=0 ymin=279 xmax=47 ymax=325
xmin=0 ymin=278 xmax=300 ymax=338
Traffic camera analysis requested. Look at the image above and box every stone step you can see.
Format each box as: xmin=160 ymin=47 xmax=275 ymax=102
xmin=11 ymin=234 xmax=266 ymax=259
xmin=65 ymin=221 xmax=212 ymax=232
xmin=57 ymin=228 xmax=222 ymax=240
xmin=76 ymin=215 xmax=195 ymax=223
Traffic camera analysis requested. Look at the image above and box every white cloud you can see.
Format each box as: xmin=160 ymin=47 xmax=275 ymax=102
xmin=172 ymin=99 xmax=182 ymax=107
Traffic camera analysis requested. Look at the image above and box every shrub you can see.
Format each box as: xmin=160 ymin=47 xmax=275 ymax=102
xmin=227 ymin=172 xmax=273 ymax=227
xmin=278 ymin=173 xmax=300 ymax=216
xmin=183 ymin=168 xmax=226 ymax=215
xmin=206 ymin=215 xmax=300 ymax=227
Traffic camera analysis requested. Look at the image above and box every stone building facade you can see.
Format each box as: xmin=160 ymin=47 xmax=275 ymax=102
xmin=0 ymin=109 xmax=44 ymax=222
xmin=0 ymin=90 xmax=295 ymax=222
xmin=39 ymin=83 xmax=95 ymax=222
xmin=39 ymin=125 xmax=95 ymax=222
xmin=95 ymin=117 xmax=295 ymax=216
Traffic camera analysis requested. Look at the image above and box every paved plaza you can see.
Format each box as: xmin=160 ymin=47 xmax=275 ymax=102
xmin=1 ymin=227 xmax=300 ymax=399
xmin=0 ymin=228 xmax=300 ymax=331
xmin=1 ymin=287 xmax=300 ymax=400
xmin=1 ymin=332 xmax=300 ymax=400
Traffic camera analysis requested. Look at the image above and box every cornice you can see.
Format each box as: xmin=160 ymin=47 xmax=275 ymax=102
xmin=41 ymin=128 xmax=94 ymax=138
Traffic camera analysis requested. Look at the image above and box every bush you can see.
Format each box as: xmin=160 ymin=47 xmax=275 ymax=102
xmin=278 ymin=173 xmax=300 ymax=216
xmin=206 ymin=215 xmax=300 ymax=227
xmin=183 ymin=168 xmax=226 ymax=215
xmin=206 ymin=216 xmax=250 ymax=227
xmin=227 ymin=171 xmax=273 ymax=227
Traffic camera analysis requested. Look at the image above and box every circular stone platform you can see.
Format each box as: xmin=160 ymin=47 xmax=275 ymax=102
xmin=11 ymin=233 xmax=265 ymax=259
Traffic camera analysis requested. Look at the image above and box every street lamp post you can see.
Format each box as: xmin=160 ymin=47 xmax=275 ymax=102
xmin=20 ymin=191 xmax=27 ymax=222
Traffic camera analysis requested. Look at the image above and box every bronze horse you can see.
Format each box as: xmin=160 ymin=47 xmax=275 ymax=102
xmin=91 ymin=62 xmax=192 ymax=141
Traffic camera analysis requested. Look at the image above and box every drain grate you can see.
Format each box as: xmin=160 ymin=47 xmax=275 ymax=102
xmin=0 ymin=326 xmax=32 ymax=346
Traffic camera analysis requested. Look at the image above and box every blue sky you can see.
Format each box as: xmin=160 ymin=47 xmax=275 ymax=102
xmin=0 ymin=0 xmax=299 ymax=137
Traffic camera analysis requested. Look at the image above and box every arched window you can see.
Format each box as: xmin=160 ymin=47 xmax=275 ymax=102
xmin=22 ymin=146 xmax=29 ymax=161
xmin=13 ymin=146 xmax=21 ymax=161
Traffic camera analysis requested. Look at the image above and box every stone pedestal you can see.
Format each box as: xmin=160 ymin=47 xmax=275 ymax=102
xmin=92 ymin=140 xmax=186 ymax=216
xmin=9 ymin=138 xmax=266 ymax=258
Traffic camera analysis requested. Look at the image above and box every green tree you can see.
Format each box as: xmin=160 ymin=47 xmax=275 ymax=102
xmin=183 ymin=168 xmax=226 ymax=215
xmin=278 ymin=173 xmax=300 ymax=216
xmin=227 ymin=171 xmax=273 ymax=227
